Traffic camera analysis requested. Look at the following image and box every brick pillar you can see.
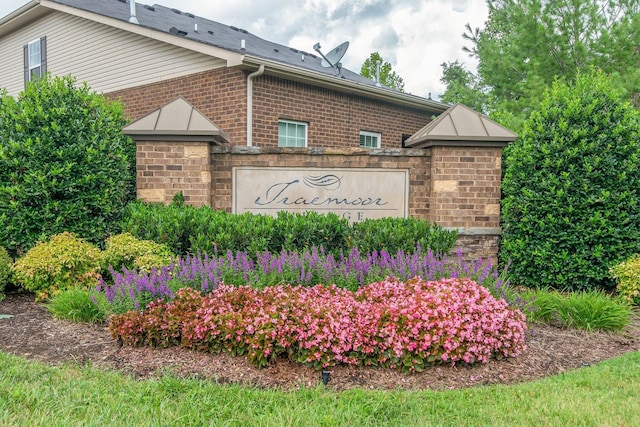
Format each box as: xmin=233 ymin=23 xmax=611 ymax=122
xmin=136 ymin=140 xmax=212 ymax=206
xmin=429 ymin=145 xmax=503 ymax=260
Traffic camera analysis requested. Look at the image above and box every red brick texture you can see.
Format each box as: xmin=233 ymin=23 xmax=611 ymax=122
xmin=252 ymin=76 xmax=432 ymax=149
xmin=107 ymin=69 xmax=433 ymax=149
xmin=109 ymin=68 xmax=249 ymax=144
xmin=429 ymin=146 xmax=502 ymax=229
xmin=136 ymin=141 xmax=211 ymax=206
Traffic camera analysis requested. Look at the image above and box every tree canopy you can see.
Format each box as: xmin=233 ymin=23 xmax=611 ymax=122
xmin=360 ymin=52 xmax=405 ymax=92
xmin=439 ymin=60 xmax=488 ymax=113
xmin=440 ymin=0 xmax=640 ymax=127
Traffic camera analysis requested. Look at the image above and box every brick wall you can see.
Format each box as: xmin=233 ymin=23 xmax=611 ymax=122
xmin=252 ymin=76 xmax=433 ymax=149
xmin=136 ymin=141 xmax=211 ymax=206
xmin=429 ymin=146 xmax=502 ymax=229
xmin=108 ymin=69 xmax=433 ymax=149
xmin=120 ymin=70 xmax=503 ymax=260
xmin=108 ymin=68 xmax=249 ymax=144
xmin=133 ymin=140 xmax=504 ymax=260
xmin=208 ymin=146 xmax=431 ymax=218
xmin=429 ymin=145 xmax=503 ymax=261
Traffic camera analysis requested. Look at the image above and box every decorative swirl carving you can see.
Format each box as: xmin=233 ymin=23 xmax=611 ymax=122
xmin=302 ymin=174 xmax=342 ymax=190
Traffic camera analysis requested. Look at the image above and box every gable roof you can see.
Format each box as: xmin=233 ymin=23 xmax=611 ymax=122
xmin=122 ymin=96 xmax=229 ymax=143
xmin=1 ymin=0 xmax=448 ymax=113
xmin=404 ymin=103 xmax=517 ymax=147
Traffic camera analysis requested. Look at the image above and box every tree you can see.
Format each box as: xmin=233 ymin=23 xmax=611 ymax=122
xmin=500 ymin=69 xmax=640 ymax=291
xmin=441 ymin=0 xmax=640 ymax=127
xmin=439 ymin=60 xmax=489 ymax=112
xmin=0 ymin=74 xmax=136 ymax=257
xmin=360 ymin=52 xmax=405 ymax=92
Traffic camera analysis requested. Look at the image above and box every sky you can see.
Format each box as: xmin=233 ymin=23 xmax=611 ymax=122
xmin=0 ymin=0 xmax=489 ymax=100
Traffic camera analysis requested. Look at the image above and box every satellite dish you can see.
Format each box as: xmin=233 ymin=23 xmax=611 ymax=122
xmin=313 ymin=41 xmax=349 ymax=69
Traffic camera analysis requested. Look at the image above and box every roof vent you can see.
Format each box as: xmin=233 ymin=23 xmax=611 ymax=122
xmin=169 ymin=27 xmax=188 ymax=36
xmin=230 ymin=26 xmax=239 ymax=31
xmin=171 ymin=8 xmax=182 ymax=14
xmin=207 ymin=30 xmax=214 ymax=35
xmin=128 ymin=0 xmax=139 ymax=24
xmin=143 ymin=5 xmax=155 ymax=11
xmin=185 ymin=13 xmax=195 ymax=18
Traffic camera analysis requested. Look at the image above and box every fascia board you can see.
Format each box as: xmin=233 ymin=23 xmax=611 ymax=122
xmin=0 ymin=1 xmax=51 ymax=38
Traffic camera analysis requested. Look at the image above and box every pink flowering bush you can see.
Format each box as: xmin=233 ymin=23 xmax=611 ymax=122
xmin=109 ymin=287 xmax=202 ymax=348
xmin=109 ymin=278 xmax=527 ymax=371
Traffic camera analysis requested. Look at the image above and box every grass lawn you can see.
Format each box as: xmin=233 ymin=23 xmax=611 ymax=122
xmin=0 ymin=351 xmax=638 ymax=426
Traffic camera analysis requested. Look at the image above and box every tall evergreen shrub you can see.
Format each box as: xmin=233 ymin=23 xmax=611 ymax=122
xmin=500 ymin=70 xmax=640 ymax=291
xmin=0 ymin=75 xmax=135 ymax=257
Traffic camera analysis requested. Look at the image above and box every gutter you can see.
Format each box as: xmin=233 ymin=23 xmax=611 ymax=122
xmin=246 ymin=64 xmax=265 ymax=147
xmin=241 ymin=55 xmax=448 ymax=114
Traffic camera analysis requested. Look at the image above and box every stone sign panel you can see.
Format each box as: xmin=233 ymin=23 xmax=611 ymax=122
xmin=233 ymin=167 xmax=409 ymax=221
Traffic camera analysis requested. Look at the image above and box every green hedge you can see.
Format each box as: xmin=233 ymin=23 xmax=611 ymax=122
xmin=500 ymin=69 xmax=640 ymax=291
xmin=121 ymin=201 xmax=457 ymax=257
xmin=0 ymin=75 xmax=135 ymax=258
xmin=352 ymin=217 xmax=458 ymax=255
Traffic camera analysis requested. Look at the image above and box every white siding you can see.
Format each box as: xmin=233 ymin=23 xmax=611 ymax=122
xmin=0 ymin=12 xmax=225 ymax=96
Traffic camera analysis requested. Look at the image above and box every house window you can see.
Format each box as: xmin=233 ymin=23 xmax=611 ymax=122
xmin=278 ymin=120 xmax=307 ymax=147
xmin=360 ymin=130 xmax=381 ymax=148
xmin=23 ymin=36 xmax=47 ymax=86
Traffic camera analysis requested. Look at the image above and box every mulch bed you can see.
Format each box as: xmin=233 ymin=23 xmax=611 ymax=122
xmin=1 ymin=289 xmax=638 ymax=391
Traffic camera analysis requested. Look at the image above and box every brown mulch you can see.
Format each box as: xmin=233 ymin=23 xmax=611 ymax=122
xmin=1 ymin=289 xmax=639 ymax=391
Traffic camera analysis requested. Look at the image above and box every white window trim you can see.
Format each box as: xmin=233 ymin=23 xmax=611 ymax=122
xmin=24 ymin=36 xmax=46 ymax=87
xmin=28 ymin=38 xmax=42 ymax=81
xmin=278 ymin=119 xmax=308 ymax=147
xmin=359 ymin=130 xmax=381 ymax=149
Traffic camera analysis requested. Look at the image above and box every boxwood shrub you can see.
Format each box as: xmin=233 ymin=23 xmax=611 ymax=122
xmin=12 ymin=232 xmax=103 ymax=301
xmin=352 ymin=217 xmax=457 ymax=255
xmin=611 ymin=254 xmax=640 ymax=305
xmin=103 ymin=233 xmax=174 ymax=273
xmin=122 ymin=201 xmax=457 ymax=257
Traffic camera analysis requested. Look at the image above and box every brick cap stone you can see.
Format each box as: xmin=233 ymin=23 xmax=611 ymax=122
xmin=445 ymin=227 xmax=503 ymax=236
xmin=123 ymin=97 xmax=230 ymax=144
xmin=405 ymin=103 xmax=517 ymax=147
xmin=210 ymin=146 xmax=430 ymax=157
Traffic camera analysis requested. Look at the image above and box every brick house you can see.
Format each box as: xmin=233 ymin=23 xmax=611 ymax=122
xmin=0 ymin=0 xmax=517 ymax=259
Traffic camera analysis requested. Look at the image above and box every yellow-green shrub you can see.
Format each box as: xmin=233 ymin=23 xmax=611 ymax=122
xmin=0 ymin=246 xmax=13 ymax=301
xmin=611 ymin=254 xmax=640 ymax=305
xmin=103 ymin=233 xmax=174 ymax=273
xmin=12 ymin=232 xmax=103 ymax=301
